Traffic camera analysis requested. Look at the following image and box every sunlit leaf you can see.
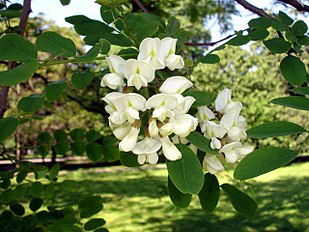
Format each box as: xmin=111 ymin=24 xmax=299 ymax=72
xmin=271 ymin=96 xmax=309 ymax=111
xmin=280 ymin=55 xmax=306 ymax=85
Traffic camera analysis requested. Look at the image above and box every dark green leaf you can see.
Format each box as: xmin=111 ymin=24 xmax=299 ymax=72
xmin=291 ymin=20 xmax=308 ymax=37
xmin=248 ymin=17 xmax=272 ymax=29
xmin=227 ymin=35 xmax=250 ymax=46
xmin=86 ymin=129 xmax=101 ymax=142
xmin=99 ymin=39 xmax=111 ymax=54
xmin=168 ymin=176 xmax=191 ymax=208
xmin=55 ymin=142 xmax=69 ymax=155
xmin=10 ymin=203 xmax=25 ymax=216
xmin=248 ymin=29 xmax=269 ymax=41
xmin=18 ymin=94 xmax=44 ymax=113
xmin=183 ymin=90 xmax=217 ymax=107
xmin=0 ymin=33 xmax=37 ymax=62
xmin=14 ymin=185 xmax=27 ymax=199
xmin=0 ymin=117 xmax=18 ymax=142
xmin=199 ymin=54 xmax=220 ymax=64
xmin=79 ymin=196 xmax=103 ymax=218
xmin=137 ymin=22 xmax=159 ymax=43
xmin=71 ymin=141 xmax=86 ymax=156
xmin=45 ymin=79 xmax=67 ymax=101
xmin=263 ymin=38 xmax=291 ymax=53
xmin=290 ymin=87 xmax=309 ymax=95
xmin=285 ymin=29 xmax=297 ymax=42
xmin=37 ymin=145 xmax=50 ymax=157
xmin=86 ymin=143 xmax=103 ymax=162
xmin=100 ymin=5 xmax=115 ymax=24
xmin=280 ymin=55 xmax=306 ymax=85
xmin=29 ymin=197 xmax=43 ymax=212
xmin=49 ymin=164 xmax=60 ymax=180
xmin=16 ymin=170 xmax=28 ymax=184
xmin=38 ymin=132 xmax=52 ymax=143
xmin=61 ymin=180 xmax=78 ymax=191
xmin=0 ymin=60 xmax=39 ymax=86
xmin=198 ymin=173 xmax=220 ymax=212
xmin=247 ymin=121 xmax=307 ymax=138
xmin=84 ymin=218 xmax=106 ymax=231
xmin=60 ymin=0 xmax=71 ymax=5
xmin=75 ymin=43 xmax=101 ymax=62
xmin=8 ymin=3 xmax=23 ymax=10
xmin=36 ymin=31 xmax=76 ymax=57
xmin=102 ymin=145 xmax=120 ymax=162
xmin=0 ymin=9 xmax=22 ymax=18
xmin=120 ymin=151 xmax=141 ymax=167
xmin=70 ymin=128 xmax=85 ymax=141
xmin=221 ymin=184 xmax=258 ymax=217
xmin=117 ymin=48 xmax=138 ymax=59
xmin=186 ymin=131 xmax=217 ymax=154
xmin=34 ymin=165 xmax=49 ymax=179
xmin=54 ymin=129 xmax=67 ymax=142
xmin=166 ymin=17 xmax=180 ymax=35
xmin=166 ymin=144 xmax=204 ymax=194
xmin=298 ymin=35 xmax=309 ymax=45
xmin=71 ymin=72 xmax=95 ymax=90
xmin=103 ymin=32 xmax=133 ymax=47
xmin=1 ymin=189 xmax=14 ymax=204
xmin=271 ymin=96 xmax=309 ymax=111
xmin=279 ymin=11 xmax=293 ymax=25
xmin=234 ymin=147 xmax=298 ymax=180
xmin=174 ymin=30 xmax=192 ymax=43
xmin=271 ymin=20 xmax=289 ymax=31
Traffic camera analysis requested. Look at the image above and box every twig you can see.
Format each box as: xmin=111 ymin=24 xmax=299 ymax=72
xmin=277 ymin=0 xmax=309 ymax=13
xmin=131 ymin=0 xmax=148 ymax=13
xmin=235 ymin=0 xmax=275 ymax=19
xmin=185 ymin=34 xmax=235 ymax=47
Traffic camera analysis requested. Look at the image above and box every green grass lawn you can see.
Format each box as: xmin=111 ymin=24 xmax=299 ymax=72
xmin=51 ymin=162 xmax=309 ymax=232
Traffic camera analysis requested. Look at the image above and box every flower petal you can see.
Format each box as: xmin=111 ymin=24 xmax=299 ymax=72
xmin=203 ymin=155 xmax=225 ymax=174
xmin=101 ymin=73 xmax=123 ymax=90
xmin=160 ymin=136 xmax=182 ymax=161
xmin=159 ymin=76 xmax=193 ymax=94
xmin=165 ymin=54 xmax=184 ymax=71
xmin=215 ymin=88 xmax=232 ymax=113
xmin=119 ymin=127 xmax=140 ymax=152
xmin=106 ymin=55 xmax=125 ymax=75
xmin=138 ymin=38 xmax=165 ymax=70
xmin=148 ymin=152 xmax=159 ymax=164
xmin=160 ymin=37 xmax=177 ymax=59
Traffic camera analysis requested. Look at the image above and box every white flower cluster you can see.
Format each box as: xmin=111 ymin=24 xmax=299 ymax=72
xmin=197 ymin=89 xmax=254 ymax=174
xmin=101 ymin=37 xmax=197 ymax=164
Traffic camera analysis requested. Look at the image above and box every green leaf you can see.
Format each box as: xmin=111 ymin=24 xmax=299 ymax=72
xmin=166 ymin=17 xmax=180 ymax=35
xmin=166 ymin=144 xmax=204 ymax=194
xmin=298 ymin=35 xmax=309 ymax=45
xmin=0 ymin=9 xmax=22 ymax=18
xmin=60 ymin=0 xmax=71 ymax=6
xmin=45 ymin=79 xmax=67 ymax=101
xmin=84 ymin=218 xmax=106 ymax=231
xmin=100 ymin=5 xmax=115 ymax=24
xmin=221 ymin=184 xmax=258 ymax=217
xmin=137 ymin=22 xmax=159 ymax=43
xmin=36 ymin=31 xmax=76 ymax=57
xmin=183 ymin=90 xmax=217 ymax=107
xmin=16 ymin=170 xmax=28 ymax=184
xmin=199 ymin=54 xmax=220 ymax=64
xmin=75 ymin=43 xmax=101 ymax=62
xmin=120 ymin=151 xmax=141 ymax=167
xmin=18 ymin=94 xmax=45 ymax=113
xmin=271 ymin=96 xmax=309 ymax=111
xmin=0 ymin=60 xmax=39 ymax=86
xmin=271 ymin=20 xmax=289 ymax=31
xmin=0 ymin=33 xmax=37 ymax=62
xmin=167 ymin=176 xmax=191 ymax=208
xmin=71 ymin=72 xmax=95 ymax=90
xmin=248 ymin=29 xmax=269 ymax=41
xmin=263 ymin=38 xmax=291 ymax=53
xmin=0 ymin=117 xmax=18 ymax=142
xmin=248 ymin=17 xmax=272 ymax=29
xmin=290 ymin=87 xmax=309 ymax=95
xmin=280 ymin=55 xmax=306 ymax=85
xmin=71 ymin=141 xmax=86 ymax=156
xmin=38 ymin=132 xmax=52 ymax=143
xmin=61 ymin=180 xmax=78 ymax=191
xmin=279 ymin=11 xmax=293 ymax=25
xmin=54 ymin=129 xmax=67 ymax=142
xmin=30 ymin=182 xmax=43 ymax=197
xmin=198 ymin=173 xmax=220 ymax=212
xmin=86 ymin=143 xmax=103 ymax=162
xmin=37 ymin=145 xmax=50 ymax=157
xmin=29 ymin=197 xmax=43 ymax=212
xmin=49 ymin=164 xmax=60 ymax=180
xmin=234 ymin=147 xmax=298 ymax=180
xmin=99 ymin=39 xmax=111 ymax=54
xmin=291 ymin=20 xmax=308 ymax=37
xmin=86 ymin=129 xmax=101 ymax=142
xmin=186 ymin=131 xmax=217 ymax=154
xmin=79 ymin=196 xmax=103 ymax=218
xmin=247 ymin=121 xmax=307 ymax=138
xmin=10 ymin=203 xmax=25 ymax=216
xmin=103 ymin=32 xmax=133 ymax=47
xmin=285 ymin=29 xmax=297 ymax=42
xmin=55 ymin=142 xmax=69 ymax=155
xmin=117 ymin=48 xmax=138 ymax=59
xmin=70 ymin=128 xmax=85 ymax=141
xmin=34 ymin=165 xmax=49 ymax=180
xmin=227 ymin=35 xmax=250 ymax=46
xmin=102 ymin=145 xmax=120 ymax=162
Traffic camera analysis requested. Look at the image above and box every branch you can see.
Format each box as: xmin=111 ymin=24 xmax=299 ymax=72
xmin=131 ymin=0 xmax=148 ymax=13
xmin=235 ymin=0 xmax=275 ymax=19
xmin=185 ymin=34 xmax=235 ymax=47
xmin=277 ymin=0 xmax=309 ymax=12
xmin=0 ymin=0 xmax=32 ymax=118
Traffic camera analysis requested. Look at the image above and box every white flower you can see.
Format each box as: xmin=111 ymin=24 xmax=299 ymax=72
xmin=172 ymin=96 xmax=195 ymax=115
xmin=159 ymin=76 xmax=193 ymax=94
xmin=137 ymin=38 xmax=165 ymax=70
xmin=148 ymin=119 xmax=159 ymax=137
xmin=203 ymin=155 xmax=225 ymax=174
xmin=159 ymin=122 xmax=173 ymax=137
xmin=101 ymin=55 xmax=125 ymax=89
xmin=215 ymin=88 xmax=240 ymax=113
xmin=119 ymin=127 xmax=140 ymax=152
xmin=170 ymin=114 xmax=198 ymax=138
xmin=124 ymin=59 xmax=155 ymax=90
xmin=102 ymin=92 xmax=123 ymax=114
xmin=132 ymin=137 xmax=161 ymax=164
xmin=160 ymin=37 xmax=184 ymax=70
xmin=220 ymin=110 xmax=247 ymax=142
xmin=203 ymin=121 xmax=226 ymax=149
xmin=220 ymin=141 xmax=254 ymax=163
xmin=197 ymin=106 xmax=215 ymax=123
xmin=160 ymin=136 xmax=182 ymax=161
xmin=111 ymin=122 xmax=131 ymax=140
